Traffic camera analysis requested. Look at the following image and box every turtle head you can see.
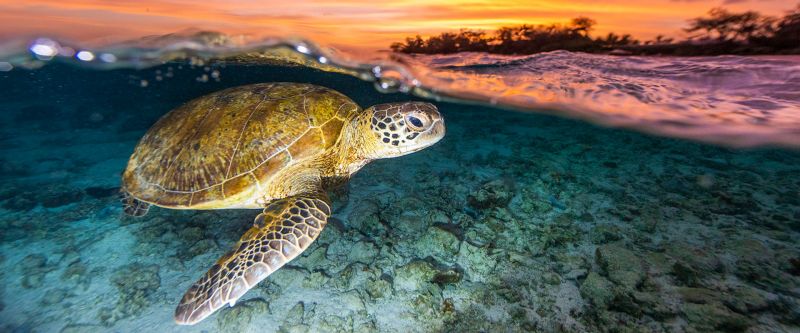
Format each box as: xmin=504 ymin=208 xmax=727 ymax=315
xmin=360 ymin=102 xmax=445 ymax=159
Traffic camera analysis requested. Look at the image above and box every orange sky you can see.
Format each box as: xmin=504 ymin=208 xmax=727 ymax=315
xmin=0 ymin=0 xmax=794 ymax=51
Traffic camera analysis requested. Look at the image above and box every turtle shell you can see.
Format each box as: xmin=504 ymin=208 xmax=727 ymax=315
xmin=122 ymin=83 xmax=359 ymax=208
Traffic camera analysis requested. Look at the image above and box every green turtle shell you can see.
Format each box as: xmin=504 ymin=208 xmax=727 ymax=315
xmin=122 ymin=82 xmax=359 ymax=208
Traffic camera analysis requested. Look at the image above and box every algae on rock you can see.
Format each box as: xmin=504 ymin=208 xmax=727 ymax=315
xmin=97 ymin=263 xmax=160 ymax=326
xmin=216 ymin=298 xmax=271 ymax=333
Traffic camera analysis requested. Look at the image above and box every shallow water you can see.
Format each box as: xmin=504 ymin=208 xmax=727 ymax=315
xmin=0 ymin=38 xmax=799 ymax=332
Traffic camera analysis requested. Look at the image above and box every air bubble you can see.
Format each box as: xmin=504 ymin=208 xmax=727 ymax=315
xmin=76 ymin=51 xmax=94 ymax=61
xmin=59 ymin=47 xmax=75 ymax=57
xmin=373 ymin=67 xmax=411 ymax=93
xmin=30 ymin=38 xmax=58 ymax=59
xmin=375 ymin=77 xmax=401 ymax=93
xmin=99 ymin=53 xmax=117 ymax=63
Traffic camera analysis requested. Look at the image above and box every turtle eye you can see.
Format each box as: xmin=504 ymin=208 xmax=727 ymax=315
xmin=406 ymin=115 xmax=425 ymax=130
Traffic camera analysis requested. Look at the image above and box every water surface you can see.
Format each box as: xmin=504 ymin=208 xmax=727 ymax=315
xmin=0 ymin=36 xmax=798 ymax=332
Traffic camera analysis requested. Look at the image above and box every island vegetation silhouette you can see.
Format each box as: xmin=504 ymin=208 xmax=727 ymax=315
xmin=390 ymin=5 xmax=800 ymax=56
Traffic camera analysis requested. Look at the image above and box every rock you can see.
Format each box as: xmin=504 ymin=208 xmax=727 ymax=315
xmin=183 ymin=239 xmax=217 ymax=259
xmin=84 ymin=186 xmax=120 ymax=199
xmin=296 ymin=244 xmax=328 ymax=271
xmin=536 ymin=214 xmax=580 ymax=249
xmin=518 ymin=189 xmax=553 ymax=215
xmin=410 ymin=285 xmax=444 ymax=319
xmin=353 ymin=320 xmax=380 ymax=333
xmin=632 ymin=291 xmax=678 ymax=320
xmin=552 ymin=252 xmax=590 ymax=275
xmin=366 ymin=277 xmax=392 ymax=300
xmin=302 ymin=271 xmax=329 ymax=289
xmin=327 ymin=239 xmax=376 ymax=265
xmin=110 ymin=263 xmax=160 ymax=292
xmin=387 ymin=197 xmax=432 ymax=237
xmin=41 ymin=289 xmax=67 ymax=305
xmin=432 ymin=267 xmax=463 ymax=286
xmin=371 ymin=191 xmax=399 ymax=208
xmin=672 ymin=262 xmax=701 ymax=287
xmin=177 ymin=226 xmax=204 ymax=242
xmin=0 ymin=184 xmax=18 ymax=202
xmin=99 ymin=263 xmax=160 ymax=325
xmin=17 ymin=253 xmax=53 ymax=289
xmin=726 ymin=238 xmax=793 ymax=291
xmin=19 ymin=254 xmax=47 ymax=271
xmin=580 ymin=272 xmax=614 ymax=309
xmin=682 ymin=303 xmax=752 ymax=332
xmin=216 ymin=298 xmax=270 ymax=333
xmin=677 ymin=287 xmax=720 ymax=304
xmin=60 ymin=324 xmax=107 ymax=333
xmin=61 ymin=260 xmax=90 ymax=288
xmin=347 ymin=199 xmax=384 ymax=234
xmin=270 ymin=267 xmax=306 ymax=291
xmin=337 ymin=290 xmax=366 ymax=312
xmin=40 ymin=186 xmax=85 ymax=208
xmin=724 ymin=285 xmax=768 ymax=313
xmin=412 ymin=226 xmax=460 ymax=261
xmin=319 ymin=315 xmax=352 ymax=332
xmin=278 ymin=324 xmax=310 ymax=333
xmin=596 ymin=243 xmax=644 ymax=291
xmin=467 ymin=179 xmax=514 ymax=210
xmin=394 ymin=260 xmax=437 ymax=291
xmin=457 ymin=242 xmax=496 ymax=283
xmin=2 ymin=193 xmax=37 ymax=211
xmin=589 ymin=224 xmax=623 ymax=244
xmin=58 ymin=249 xmax=81 ymax=266
xmin=609 ymin=290 xmax=641 ymax=316
xmin=772 ymin=296 xmax=800 ymax=325
xmin=284 ymin=302 xmax=306 ymax=325
xmin=541 ymin=271 xmax=561 ymax=285
xmin=666 ymin=242 xmax=722 ymax=286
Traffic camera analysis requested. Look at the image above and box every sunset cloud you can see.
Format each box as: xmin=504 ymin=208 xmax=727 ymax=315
xmin=0 ymin=0 xmax=793 ymax=50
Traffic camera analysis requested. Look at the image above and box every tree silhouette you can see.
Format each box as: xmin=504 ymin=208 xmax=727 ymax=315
xmin=770 ymin=5 xmax=800 ymax=49
xmin=685 ymin=7 xmax=772 ymax=41
xmin=390 ymin=5 xmax=800 ymax=56
xmin=571 ymin=16 xmax=597 ymax=37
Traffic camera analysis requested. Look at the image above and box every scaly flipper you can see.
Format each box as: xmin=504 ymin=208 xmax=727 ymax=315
xmin=174 ymin=193 xmax=331 ymax=325
xmin=121 ymin=191 xmax=150 ymax=217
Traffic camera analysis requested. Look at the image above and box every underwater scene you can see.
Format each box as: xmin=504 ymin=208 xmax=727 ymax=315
xmin=0 ymin=46 xmax=799 ymax=333
xmin=1 ymin=2 xmax=800 ymax=330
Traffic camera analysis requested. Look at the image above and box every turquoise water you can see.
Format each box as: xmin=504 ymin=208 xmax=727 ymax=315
xmin=0 ymin=56 xmax=799 ymax=332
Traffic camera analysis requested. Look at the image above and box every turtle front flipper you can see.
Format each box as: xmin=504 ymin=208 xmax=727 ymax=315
xmin=174 ymin=193 xmax=331 ymax=325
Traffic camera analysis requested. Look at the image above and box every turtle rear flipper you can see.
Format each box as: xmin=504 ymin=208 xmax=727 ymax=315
xmin=121 ymin=191 xmax=150 ymax=217
xmin=174 ymin=193 xmax=330 ymax=325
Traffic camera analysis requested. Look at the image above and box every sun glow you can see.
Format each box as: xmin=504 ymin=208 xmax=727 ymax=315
xmin=0 ymin=0 xmax=793 ymax=50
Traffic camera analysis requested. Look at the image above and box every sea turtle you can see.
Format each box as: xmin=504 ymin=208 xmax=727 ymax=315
xmin=120 ymin=82 xmax=445 ymax=325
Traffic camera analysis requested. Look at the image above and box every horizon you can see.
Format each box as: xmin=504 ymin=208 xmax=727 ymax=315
xmin=0 ymin=1 xmax=795 ymax=51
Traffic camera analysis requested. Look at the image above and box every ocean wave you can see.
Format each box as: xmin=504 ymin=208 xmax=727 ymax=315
xmin=1 ymin=31 xmax=799 ymax=148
